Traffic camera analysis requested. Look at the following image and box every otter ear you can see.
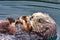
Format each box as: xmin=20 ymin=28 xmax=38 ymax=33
xmin=6 ymin=17 xmax=15 ymax=24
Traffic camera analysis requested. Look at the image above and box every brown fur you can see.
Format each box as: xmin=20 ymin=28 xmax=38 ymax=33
xmin=6 ymin=17 xmax=15 ymax=24
xmin=6 ymin=17 xmax=16 ymax=35
xmin=8 ymin=22 xmax=16 ymax=35
xmin=0 ymin=17 xmax=16 ymax=35
xmin=0 ymin=20 xmax=9 ymax=33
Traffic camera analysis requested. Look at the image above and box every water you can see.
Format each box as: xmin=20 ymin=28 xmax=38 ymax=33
xmin=0 ymin=1 xmax=60 ymax=40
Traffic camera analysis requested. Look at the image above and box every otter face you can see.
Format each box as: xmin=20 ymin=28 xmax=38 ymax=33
xmin=30 ymin=12 xmax=56 ymax=33
xmin=30 ymin=13 xmax=47 ymax=31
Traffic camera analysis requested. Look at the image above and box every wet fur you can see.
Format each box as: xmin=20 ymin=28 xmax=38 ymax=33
xmin=0 ymin=17 xmax=16 ymax=35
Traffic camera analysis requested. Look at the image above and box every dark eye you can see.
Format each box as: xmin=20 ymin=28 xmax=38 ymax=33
xmin=30 ymin=16 xmax=33 ymax=20
xmin=38 ymin=18 xmax=44 ymax=23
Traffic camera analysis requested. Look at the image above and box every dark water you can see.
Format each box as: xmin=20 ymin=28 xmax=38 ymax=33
xmin=0 ymin=1 xmax=60 ymax=40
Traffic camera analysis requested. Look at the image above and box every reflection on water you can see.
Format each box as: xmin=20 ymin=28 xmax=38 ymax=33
xmin=47 ymin=36 xmax=57 ymax=40
xmin=0 ymin=1 xmax=60 ymax=40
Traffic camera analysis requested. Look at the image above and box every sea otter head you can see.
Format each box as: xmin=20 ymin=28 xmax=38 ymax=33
xmin=30 ymin=12 xmax=56 ymax=32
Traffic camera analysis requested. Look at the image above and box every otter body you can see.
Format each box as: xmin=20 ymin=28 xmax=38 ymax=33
xmin=0 ymin=12 xmax=57 ymax=40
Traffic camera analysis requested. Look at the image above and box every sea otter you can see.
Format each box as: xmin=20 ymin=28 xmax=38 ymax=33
xmin=16 ymin=12 xmax=57 ymax=40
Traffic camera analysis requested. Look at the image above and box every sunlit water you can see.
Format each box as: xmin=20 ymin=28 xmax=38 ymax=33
xmin=0 ymin=1 xmax=60 ymax=40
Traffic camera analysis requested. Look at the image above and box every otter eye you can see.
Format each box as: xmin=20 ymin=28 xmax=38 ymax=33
xmin=30 ymin=16 xmax=33 ymax=20
xmin=38 ymin=18 xmax=44 ymax=23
